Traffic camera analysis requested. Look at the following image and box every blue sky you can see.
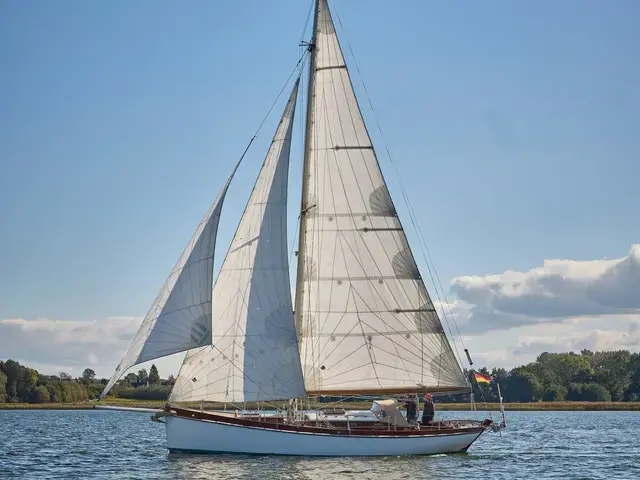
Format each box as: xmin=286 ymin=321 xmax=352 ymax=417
xmin=1 ymin=0 xmax=638 ymax=375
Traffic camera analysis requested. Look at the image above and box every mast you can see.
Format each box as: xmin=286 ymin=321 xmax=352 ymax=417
xmin=294 ymin=0 xmax=319 ymax=340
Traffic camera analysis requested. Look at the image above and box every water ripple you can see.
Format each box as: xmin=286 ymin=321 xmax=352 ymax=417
xmin=0 ymin=410 xmax=638 ymax=479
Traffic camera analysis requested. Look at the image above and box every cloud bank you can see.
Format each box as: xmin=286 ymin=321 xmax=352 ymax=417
xmin=0 ymin=316 xmax=143 ymax=377
xmin=2 ymin=246 xmax=639 ymax=374
xmin=440 ymin=245 xmax=640 ymax=367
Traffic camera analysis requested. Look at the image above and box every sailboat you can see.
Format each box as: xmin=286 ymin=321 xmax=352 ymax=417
xmin=99 ymin=0 xmax=499 ymax=456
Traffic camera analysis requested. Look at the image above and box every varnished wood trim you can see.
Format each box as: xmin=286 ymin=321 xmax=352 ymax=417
xmin=168 ymin=405 xmax=488 ymax=438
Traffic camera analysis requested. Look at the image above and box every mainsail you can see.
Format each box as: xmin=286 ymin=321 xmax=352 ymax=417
xmin=100 ymin=162 xmax=240 ymax=399
xmin=295 ymin=0 xmax=468 ymax=395
xmin=169 ymin=79 xmax=305 ymax=403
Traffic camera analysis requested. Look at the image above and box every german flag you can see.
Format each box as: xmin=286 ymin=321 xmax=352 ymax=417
xmin=474 ymin=371 xmax=492 ymax=384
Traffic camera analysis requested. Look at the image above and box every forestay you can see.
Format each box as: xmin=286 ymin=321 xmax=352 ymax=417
xmin=295 ymin=0 xmax=468 ymax=395
xmin=100 ymin=162 xmax=240 ymax=399
xmin=170 ymin=79 xmax=306 ymax=403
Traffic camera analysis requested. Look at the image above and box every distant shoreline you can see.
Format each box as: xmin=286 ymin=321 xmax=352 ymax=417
xmin=1 ymin=400 xmax=639 ymax=411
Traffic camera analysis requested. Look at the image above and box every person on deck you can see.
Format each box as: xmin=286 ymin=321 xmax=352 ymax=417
xmin=403 ymin=394 xmax=419 ymax=424
xmin=422 ymin=393 xmax=435 ymax=426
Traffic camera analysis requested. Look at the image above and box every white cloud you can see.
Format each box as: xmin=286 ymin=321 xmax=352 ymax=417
xmin=430 ymin=246 xmax=640 ymax=368
xmin=458 ymin=315 xmax=640 ymax=369
xmin=449 ymin=244 xmax=640 ymax=333
xmin=0 ymin=316 xmax=183 ymax=378
xmin=3 ymin=246 xmax=639 ymax=373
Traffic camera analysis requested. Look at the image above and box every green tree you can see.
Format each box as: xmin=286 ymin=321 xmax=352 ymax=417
xmin=113 ymin=385 xmax=171 ymax=401
xmin=124 ymin=373 xmax=138 ymax=386
xmin=32 ymin=385 xmax=50 ymax=403
xmin=625 ymin=353 xmax=640 ymax=401
xmin=49 ymin=383 xmax=67 ymax=403
xmin=535 ymin=352 xmax=593 ymax=386
xmin=17 ymin=367 xmax=38 ymax=401
xmin=148 ymin=364 xmax=160 ymax=385
xmin=82 ymin=368 xmax=96 ymax=382
xmin=505 ymin=369 xmax=542 ymax=402
xmin=542 ymin=384 xmax=567 ymax=401
xmin=3 ymin=360 xmax=23 ymax=400
xmin=568 ymin=383 xmax=612 ymax=402
xmin=0 ymin=371 xmax=7 ymax=402
xmin=588 ymin=350 xmax=632 ymax=401
xmin=137 ymin=369 xmax=148 ymax=386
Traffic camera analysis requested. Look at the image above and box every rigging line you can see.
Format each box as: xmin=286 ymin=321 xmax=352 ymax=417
xmin=174 ymin=311 xmax=243 ymax=387
xmin=299 ymin=0 xmax=315 ymax=45
xmin=244 ymin=50 xmax=309 ymax=157
xmin=320 ymin=331 xmax=427 ymax=379
xmin=331 ymin=217 xmax=431 ymax=352
xmin=328 ymin=253 xmax=442 ymax=370
xmin=332 ymin=7 xmax=468 ymax=370
xmin=288 ymin=219 xmax=300 ymax=267
xmin=290 ymin=58 xmax=304 ymax=268
xmin=333 ymin=287 xmax=437 ymax=364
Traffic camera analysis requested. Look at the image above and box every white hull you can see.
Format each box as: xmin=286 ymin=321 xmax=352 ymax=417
xmin=164 ymin=415 xmax=485 ymax=457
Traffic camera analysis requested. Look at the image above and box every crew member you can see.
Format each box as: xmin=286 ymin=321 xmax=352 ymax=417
xmin=403 ymin=394 xmax=419 ymax=424
xmin=422 ymin=392 xmax=435 ymax=426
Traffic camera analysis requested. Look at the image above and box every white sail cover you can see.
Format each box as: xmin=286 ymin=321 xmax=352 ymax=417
xmin=100 ymin=163 xmax=240 ymax=399
xmin=296 ymin=0 xmax=468 ymax=395
xmin=170 ymin=80 xmax=306 ymax=403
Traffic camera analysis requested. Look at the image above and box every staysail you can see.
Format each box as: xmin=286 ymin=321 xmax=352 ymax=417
xmin=100 ymin=162 xmax=240 ymax=399
xmin=295 ymin=0 xmax=468 ymax=395
xmin=169 ymin=79 xmax=306 ymax=403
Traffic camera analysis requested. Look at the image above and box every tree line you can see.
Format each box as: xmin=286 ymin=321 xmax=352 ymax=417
xmin=0 ymin=360 xmax=173 ymax=403
xmin=2 ymin=349 xmax=639 ymax=404
xmin=461 ymin=350 xmax=640 ymax=403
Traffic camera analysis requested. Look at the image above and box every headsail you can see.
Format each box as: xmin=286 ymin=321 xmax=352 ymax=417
xmin=100 ymin=162 xmax=240 ymax=399
xmin=295 ymin=0 xmax=468 ymax=395
xmin=170 ymin=79 xmax=305 ymax=403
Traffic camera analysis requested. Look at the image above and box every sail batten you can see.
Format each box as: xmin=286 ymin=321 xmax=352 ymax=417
xmin=296 ymin=0 xmax=468 ymax=395
xmin=170 ymin=79 xmax=305 ymax=404
xmin=99 ymin=162 xmax=241 ymax=399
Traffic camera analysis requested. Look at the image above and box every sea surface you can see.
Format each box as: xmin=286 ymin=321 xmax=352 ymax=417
xmin=0 ymin=409 xmax=638 ymax=479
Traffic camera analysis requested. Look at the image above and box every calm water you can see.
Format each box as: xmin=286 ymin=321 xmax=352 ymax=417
xmin=0 ymin=409 xmax=638 ymax=479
